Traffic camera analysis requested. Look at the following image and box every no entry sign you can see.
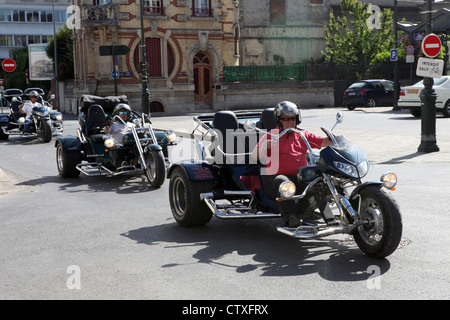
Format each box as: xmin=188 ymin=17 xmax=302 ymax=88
xmin=2 ymin=58 xmax=16 ymax=73
xmin=422 ymin=34 xmax=442 ymax=58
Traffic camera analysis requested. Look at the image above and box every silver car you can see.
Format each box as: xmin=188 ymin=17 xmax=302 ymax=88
xmin=398 ymin=75 xmax=450 ymax=117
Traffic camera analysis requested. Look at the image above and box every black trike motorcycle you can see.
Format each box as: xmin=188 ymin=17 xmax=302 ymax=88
xmin=55 ymin=95 xmax=176 ymax=188
xmin=167 ymin=109 xmax=402 ymax=258
xmin=0 ymin=88 xmax=63 ymax=142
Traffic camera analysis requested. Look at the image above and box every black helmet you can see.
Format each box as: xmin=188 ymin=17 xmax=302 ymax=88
xmin=114 ymin=103 xmax=132 ymax=121
xmin=273 ymin=101 xmax=301 ymax=129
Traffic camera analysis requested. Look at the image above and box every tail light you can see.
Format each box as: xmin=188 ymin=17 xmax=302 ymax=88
xmin=359 ymin=89 xmax=369 ymax=94
xmin=399 ymin=89 xmax=405 ymax=96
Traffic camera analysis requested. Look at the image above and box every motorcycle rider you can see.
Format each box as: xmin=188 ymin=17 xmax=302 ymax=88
xmin=104 ymin=103 xmax=135 ymax=145
xmin=18 ymin=90 xmax=43 ymax=133
xmin=251 ymin=101 xmax=331 ymax=227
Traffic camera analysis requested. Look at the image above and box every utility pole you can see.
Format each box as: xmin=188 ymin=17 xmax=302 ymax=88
xmin=139 ymin=0 xmax=150 ymax=115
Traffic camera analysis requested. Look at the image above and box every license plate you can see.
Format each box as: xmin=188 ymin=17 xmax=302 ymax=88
xmin=408 ymin=89 xmax=419 ymax=94
xmin=348 ymin=92 xmax=355 ymax=95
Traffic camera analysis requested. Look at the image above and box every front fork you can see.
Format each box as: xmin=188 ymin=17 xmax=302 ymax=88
xmin=322 ymin=173 xmax=361 ymax=224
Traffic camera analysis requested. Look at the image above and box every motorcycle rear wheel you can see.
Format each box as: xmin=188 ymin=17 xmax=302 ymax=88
xmin=169 ymin=166 xmax=214 ymax=227
xmin=352 ymin=185 xmax=402 ymax=258
xmin=56 ymin=142 xmax=81 ymax=178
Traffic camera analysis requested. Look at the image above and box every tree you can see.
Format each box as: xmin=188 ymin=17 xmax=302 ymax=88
xmin=322 ymin=0 xmax=394 ymax=78
xmin=46 ymin=25 xmax=74 ymax=81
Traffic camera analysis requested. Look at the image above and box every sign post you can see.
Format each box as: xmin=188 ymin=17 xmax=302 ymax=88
xmin=417 ymin=4 xmax=440 ymax=153
xmin=99 ymin=45 xmax=131 ymax=96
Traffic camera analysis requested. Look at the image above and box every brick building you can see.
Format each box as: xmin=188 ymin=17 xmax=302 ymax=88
xmin=72 ymin=0 xmax=240 ymax=113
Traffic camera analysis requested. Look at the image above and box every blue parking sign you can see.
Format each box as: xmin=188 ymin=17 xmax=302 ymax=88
xmin=390 ymin=49 xmax=398 ymax=61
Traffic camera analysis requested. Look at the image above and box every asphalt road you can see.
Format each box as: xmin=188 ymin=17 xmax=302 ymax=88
xmin=1 ymin=106 xmax=450 ymax=301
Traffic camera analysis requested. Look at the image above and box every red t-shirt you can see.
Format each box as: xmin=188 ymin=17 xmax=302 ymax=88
xmin=256 ymin=126 xmax=324 ymax=176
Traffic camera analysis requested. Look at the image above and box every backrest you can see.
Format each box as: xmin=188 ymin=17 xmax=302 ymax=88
xmin=213 ymin=111 xmax=239 ymax=155
xmin=85 ymin=104 xmax=107 ymax=134
xmin=260 ymin=108 xmax=276 ymax=131
xmin=10 ymin=100 xmax=22 ymax=114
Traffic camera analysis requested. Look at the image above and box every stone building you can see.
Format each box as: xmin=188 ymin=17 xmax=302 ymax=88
xmin=239 ymin=0 xmax=330 ymax=66
xmin=72 ymin=0 xmax=240 ymax=113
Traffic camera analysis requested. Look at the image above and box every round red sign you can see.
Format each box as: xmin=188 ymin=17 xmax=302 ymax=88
xmin=2 ymin=58 xmax=16 ymax=73
xmin=422 ymin=34 xmax=442 ymax=58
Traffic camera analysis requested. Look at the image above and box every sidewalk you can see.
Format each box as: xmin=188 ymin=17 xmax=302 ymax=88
xmin=149 ymin=107 xmax=450 ymax=166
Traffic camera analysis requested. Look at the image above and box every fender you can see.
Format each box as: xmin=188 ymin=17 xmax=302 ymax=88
xmin=0 ymin=114 xmax=9 ymax=125
xmin=349 ymin=181 xmax=383 ymax=201
xmin=168 ymin=160 xmax=216 ymax=181
xmin=154 ymin=130 xmax=169 ymax=145
xmin=145 ymin=144 xmax=163 ymax=151
xmin=55 ymin=135 xmax=82 ymax=152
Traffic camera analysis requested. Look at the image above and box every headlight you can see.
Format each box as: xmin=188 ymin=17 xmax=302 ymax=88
xmin=279 ymin=181 xmax=296 ymax=199
xmin=357 ymin=160 xmax=369 ymax=178
xmin=104 ymin=138 xmax=115 ymax=148
xmin=56 ymin=114 xmax=63 ymax=121
xmin=334 ymin=161 xmax=358 ymax=178
xmin=19 ymin=117 xmax=26 ymax=123
xmin=381 ymin=172 xmax=397 ymax=189
xmin=166 ymin=130 xmax=177 ymax=143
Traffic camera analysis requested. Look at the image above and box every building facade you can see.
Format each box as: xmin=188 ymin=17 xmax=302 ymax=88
xmin=0 ymin=0 xmax=70 ymax=60
xmin=72 ymin=0 xmax=240 ymax=113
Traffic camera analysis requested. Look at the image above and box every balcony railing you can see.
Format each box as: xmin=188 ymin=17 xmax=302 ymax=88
xmin=143 ymin=5 xmax=165 ymax=16
xmin=80 ymin=3 xmax=119 ymax=27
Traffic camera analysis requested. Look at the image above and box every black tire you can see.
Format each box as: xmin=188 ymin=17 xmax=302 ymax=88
xmin=442 ymin=100 xmax=450 ymax=118
xmin=352 ymin=185 xmax=403 ymax=258
xmin=346 ymin=104 xmax=357 ymax=111
xmin=144 ymin=149 xmax=166 ymax=188
xmin=410 ymin=109 xmax=421 ymax=118
xmin=56 ymin=142 xmax=81 ymax=178
xmin=169 ymin=166 xmax=214 ymax=227
xmin=41 ymin=119 xmax=52 ymax=143
xmin=0 ymin=129 xmax=8 ymax=140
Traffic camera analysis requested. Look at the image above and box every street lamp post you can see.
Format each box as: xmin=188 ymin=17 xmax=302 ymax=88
xmin=139 ymin=0 xmax=150 ymax=114
xmin=392 ymin=0 xmax=400 ymax=110
xmin=52 ymin=0 xmax=60 ymax=110
xmin=418 ymin=0 xmax=439 ymax=153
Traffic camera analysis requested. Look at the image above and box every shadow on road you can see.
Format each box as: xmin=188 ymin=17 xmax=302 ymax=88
xmin=122 ymin=220 xmax=391 ymax=281
xmin=13 ymin=174 xmax=162 ymax=194
xmin=379 ymin=151 xmax=435 ymax=164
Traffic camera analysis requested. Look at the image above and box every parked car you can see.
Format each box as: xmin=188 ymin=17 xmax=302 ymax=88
xmin=343 ymin=80 xmax=394 ymax=110
xmin=398 ymin=76 xmax=450 ymax=118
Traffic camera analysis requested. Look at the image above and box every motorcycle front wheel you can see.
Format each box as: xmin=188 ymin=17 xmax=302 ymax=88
xmin=41 ymin=119 xmax=52 ymax=143
xmin=352 ymin=185 xmax=403 ymax=258
xmin=144 ymin=149 xmax=166 ymax=188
